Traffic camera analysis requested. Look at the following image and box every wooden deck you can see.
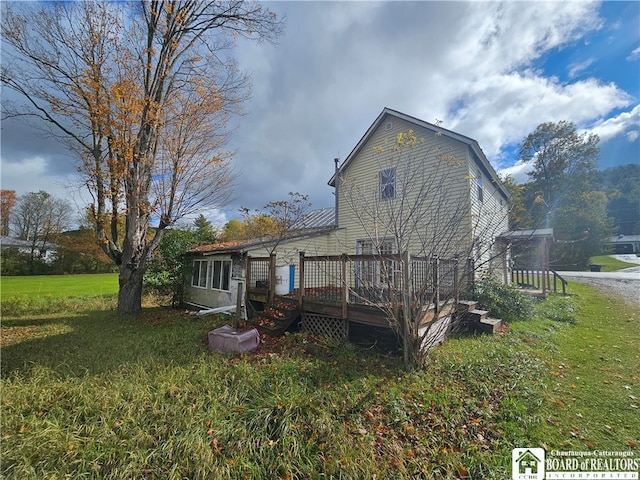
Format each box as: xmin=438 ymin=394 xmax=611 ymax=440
xmin=245 ymin=251 xmax=474 ymax=336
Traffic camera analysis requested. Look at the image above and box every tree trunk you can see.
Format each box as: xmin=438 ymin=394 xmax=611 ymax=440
xmin=117 ymin=264 xmax=145 ymax=315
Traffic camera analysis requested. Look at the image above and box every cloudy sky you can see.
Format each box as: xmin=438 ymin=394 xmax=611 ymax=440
xmin=1 ymin=0 xmax=639 ymax=227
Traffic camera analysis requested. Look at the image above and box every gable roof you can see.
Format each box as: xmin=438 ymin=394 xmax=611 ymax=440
xmin=328 ymin=107 xmax=510 ymax=201
xmin=189 ymin=208 xmax=336 ymax=255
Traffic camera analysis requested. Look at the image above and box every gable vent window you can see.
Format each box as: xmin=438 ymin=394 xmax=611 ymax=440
xmin=477 ymin=176 xmax=484 ymax=203
xmin=385 ymin=121 xmax=393 ymax=131
xmin=379 ymin=167 xmax=396 ymax=200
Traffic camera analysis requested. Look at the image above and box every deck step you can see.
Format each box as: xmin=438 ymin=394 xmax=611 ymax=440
xmin=250 ymin=299 xmax=300 ymax=336
xmin=467 ymin=309 xmax=489 ymax=322
xmin=478 ymin=317 xmax=502 ymax=334
xmin=457 ymin=300 xmax=479 ymax=311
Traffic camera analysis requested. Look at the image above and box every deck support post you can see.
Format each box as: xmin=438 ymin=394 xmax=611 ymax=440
xmin=341 ymin=254 xmax=348 ymax=320
xmin=433 ymin=256 xmax=440 ymax=320
xmin=298 ymin=251 xmax=305 ymax=309
xmin=401 ymin=250 xmax=411 ymax=366
xmin=269 ymin=253 xmax=276 ymax=304
xmin=235 ymin=281 xmax=244 ymax=329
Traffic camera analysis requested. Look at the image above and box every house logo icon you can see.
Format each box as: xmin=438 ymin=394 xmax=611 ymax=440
xmin=512 ymin=448 xmax=545 ymax=480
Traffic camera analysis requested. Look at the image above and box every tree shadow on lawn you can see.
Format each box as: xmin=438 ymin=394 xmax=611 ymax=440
xmin=0 ymin=307 xmax=218 ymax=378
xmin=1 ymin=307 xmax=405 ymax=382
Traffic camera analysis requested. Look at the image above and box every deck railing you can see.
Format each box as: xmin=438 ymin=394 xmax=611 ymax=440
xmin=247 ymin=252 xmax=469 ymax=316
xmin=246 ymin=254 xmax=276 ymax=303
xmin=512 ymin=267 xmax=567 ymax=295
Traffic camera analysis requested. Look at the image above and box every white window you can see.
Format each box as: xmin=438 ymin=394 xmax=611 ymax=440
xmin=356 ymin=239 xmax=397 ymax=286
xmin=192 ymin=260 xmax=208 ymax=288
xmin=379 ymin=167 xmax=396 ymax=200
xmin=477 ymin=175 xmax=484 ymax=203
xmin=210 ymin=259 xmax=232 ymax=291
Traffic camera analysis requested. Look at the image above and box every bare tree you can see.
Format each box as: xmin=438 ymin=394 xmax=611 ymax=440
xmin=241 ymin=192 xmax=312 ymax=255
xmin=338 ymin=129 xmax=509 ymax=365
xmin=11 ymin=191 xmax=71 ymax=273
xmin=2 ymin=1 xmax=283 ymax=313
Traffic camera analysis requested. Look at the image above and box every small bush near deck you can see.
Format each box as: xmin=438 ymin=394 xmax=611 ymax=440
xmin=471 ymin=277 xmax=535 ymax=322
xmin=535 ymin=295 xmax=578 ymax=323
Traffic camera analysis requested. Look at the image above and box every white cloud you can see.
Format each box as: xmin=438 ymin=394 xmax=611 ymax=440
xmin=627 ymin=46 xmax=640 ymax=61
xmin=627 ymin=131 xmax=639 ymax=142
xmin=2 ymin=1 xmax=636 ymax=220
xmin=499 ymin=160 xmax=534 ymax=184
xmin=589 ymin=104 xmax=640 ymax=143
xmin=0 ymin=155 xmax=91 ymax=224
xmin=568 ymin=58 xmax=596 ymax=78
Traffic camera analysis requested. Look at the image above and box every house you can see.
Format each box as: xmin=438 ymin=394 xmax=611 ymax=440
xmin=0 ymin=235 xmax=57 ymax=263
xmin=604 ymin=234 xmax=640 ymax=254
xmin=185 ymin=108 xmax=511 ymax=339
xmin=329 ymin=107 xmax=510 ymax=273
xmin=184 ymin=208 xmax=338 ymax=310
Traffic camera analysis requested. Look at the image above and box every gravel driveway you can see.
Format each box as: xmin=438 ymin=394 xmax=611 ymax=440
xmin=560 ymin=265 xmax=640 ymax=307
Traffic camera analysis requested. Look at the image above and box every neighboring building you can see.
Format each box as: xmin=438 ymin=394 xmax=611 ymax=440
xmin=0 ymin=235 xmax=57 ymax=263
xmin=185 ymin=108 xmax=510 ymax=311
xmin=604 ymin=234 xmax=640 ymax=254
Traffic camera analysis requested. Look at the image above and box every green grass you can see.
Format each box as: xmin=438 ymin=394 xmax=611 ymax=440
xmin=588 ymin=255 xmax=638 ymax=272
xmin=1 ymin=277 xmax=638 ymax=479
xmin=0 ymin=274 xmax=119 ymax=316
xmin=530 ymin=283 xmax=640 ymax=451
xmin=0 ymin=273 xmax=119 ymax=298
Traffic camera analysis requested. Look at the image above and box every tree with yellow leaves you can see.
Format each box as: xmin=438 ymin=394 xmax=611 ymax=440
xmin=1 ymin=1 xmax=283 ymax=313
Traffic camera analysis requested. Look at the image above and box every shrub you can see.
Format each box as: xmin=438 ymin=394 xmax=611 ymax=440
xmin=535 ymin=295 xmax=577 ymax=323
xmin=471 ymin=277 xmax=535 ymax=322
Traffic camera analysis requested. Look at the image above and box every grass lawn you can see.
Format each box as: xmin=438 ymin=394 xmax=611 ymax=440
xmin=0 ymin=273 xmax=119 ymax=299
xmin=530 ymin=283 xmax=640 ymax=450
xmin=0 ymin=274 xmax=119 ymax=316
xmin=1 ymin=279 xmax=638 ymax=479
xmin=588 ymin=255 xmax=638 ymax=272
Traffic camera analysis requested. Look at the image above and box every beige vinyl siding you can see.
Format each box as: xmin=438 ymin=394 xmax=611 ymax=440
xmin=246 ymin=230 xmax=339 ymax=290
xmin=468 ymin=152 xmax=509 ymax=277
xmin=337 ymin=117 xmax=472 ymax=259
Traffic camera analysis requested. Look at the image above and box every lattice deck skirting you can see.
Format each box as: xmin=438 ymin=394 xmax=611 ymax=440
xmin=301 ymin=313 xmax=348 ymax=340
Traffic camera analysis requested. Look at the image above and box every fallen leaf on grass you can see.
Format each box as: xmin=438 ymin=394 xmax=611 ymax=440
xmin=547 ymin=417 xmax=560 ymax=426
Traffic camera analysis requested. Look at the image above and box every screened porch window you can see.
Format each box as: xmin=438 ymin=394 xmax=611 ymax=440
xmin=210 ymin=260 xmax=231 ymax=291
xmin=192 ymin=260 xmax=208 ymax=288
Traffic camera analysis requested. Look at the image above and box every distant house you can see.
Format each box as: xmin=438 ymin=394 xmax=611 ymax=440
xmin=604 ymin=234 xmax=640 ymax=254
xmin=0 ymin=235 xmax=57 ymax=263
xmin=185 ymin=108 xmax=511 ymax=338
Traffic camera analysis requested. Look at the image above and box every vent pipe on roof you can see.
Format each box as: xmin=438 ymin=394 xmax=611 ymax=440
xmin=334 ymin=157 xmax=339 ymax=227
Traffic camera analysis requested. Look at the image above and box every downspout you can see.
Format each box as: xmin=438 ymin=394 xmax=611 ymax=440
xmin=334 ymin=157 xmax=339 ymax=227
